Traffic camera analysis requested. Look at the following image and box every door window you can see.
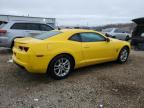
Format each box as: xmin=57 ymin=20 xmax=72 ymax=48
xmin=11 ymin=23 xmax=27 ymax=30
xmin=115 ymin=29 xmax=125 ymax=33
xmin=80 ymin=33 xmax=106 ymax=42
xmin=26 ymin=23 xmax=40 ymax=31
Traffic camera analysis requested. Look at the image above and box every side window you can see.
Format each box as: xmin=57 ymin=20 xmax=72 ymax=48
xmin=26 ymin=23 xmax=40 ymax=31
xmin=102 ymin=28 xmax=113 ymax=32
xmin=80 ymin=33 xmax=106 ymax=42
xmin=69 ymin=34 xmax=81 ymax=42
xmin=40 ymin=24 xmax=53 ymax=31
xmin=115 ymin=29 xmax=124 ymax=33
xmin=11 ymin=23 xmax=27 ymax=30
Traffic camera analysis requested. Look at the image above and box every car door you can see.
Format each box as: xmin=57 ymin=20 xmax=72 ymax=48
xmin=114 ymin=29 xmax=127 ymax=40
xmin=80 ymin=32 xmax=116 ymax=64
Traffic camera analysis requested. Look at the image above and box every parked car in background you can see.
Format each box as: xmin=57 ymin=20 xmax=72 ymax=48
xmin=0 ymin=21 xmax=54 ymax=48
xmin=13 ymin=29 xmax=130 ymax=80
xmin=131 ymin=18 xmax=144 ymax=50
xmin=102 ymin=28 xmax=131 ymax=41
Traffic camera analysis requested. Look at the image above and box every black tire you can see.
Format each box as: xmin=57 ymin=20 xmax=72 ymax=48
xmin=117 ymin=47 xmax=129 ymax=64
xmin=48 ymin=54 xmax=74 ymax=80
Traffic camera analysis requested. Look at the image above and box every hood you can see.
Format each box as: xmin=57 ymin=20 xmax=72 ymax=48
xmin=132 ymin=18 xmax=144 ymax=25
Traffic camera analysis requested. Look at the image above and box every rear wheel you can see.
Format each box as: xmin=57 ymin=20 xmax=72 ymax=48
xmin=117 ymin=47 xmax=129 ymax=63
xmin=48 ymin=54 xmax=74 ymax=80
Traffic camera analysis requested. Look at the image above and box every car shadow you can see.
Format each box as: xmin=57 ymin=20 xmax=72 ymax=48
xmin=13 ymin=61 xmax=121 ymax=84
xmin=0 ymin=47 xmax=12 ymax=54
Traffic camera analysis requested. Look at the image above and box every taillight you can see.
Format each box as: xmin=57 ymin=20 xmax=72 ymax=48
xmin=24 ymin=47 xmax=29 ymax=52
xmin=0 ymin=29 xmax=7 ymax=36
xmin=19 ymin=46 xmax=29 ymax=52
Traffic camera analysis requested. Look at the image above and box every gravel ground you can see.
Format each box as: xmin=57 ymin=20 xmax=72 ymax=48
xmin=0 ymin=49 xmax=144 ymax=108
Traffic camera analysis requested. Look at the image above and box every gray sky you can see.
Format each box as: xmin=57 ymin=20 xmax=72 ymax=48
xmin=0 ymin=0 xmax=144 ymax=26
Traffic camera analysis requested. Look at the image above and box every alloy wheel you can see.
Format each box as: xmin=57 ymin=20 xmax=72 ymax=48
xmin=54 ymin=58 xmax=71 ymax=77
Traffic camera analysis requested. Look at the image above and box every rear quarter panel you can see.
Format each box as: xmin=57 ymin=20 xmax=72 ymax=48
xmin=45 ymin=41 xmax=83 ymax=68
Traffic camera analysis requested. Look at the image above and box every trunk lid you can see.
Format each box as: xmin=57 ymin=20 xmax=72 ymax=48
xmin=14 ymin=37 xmax=42 ymax=51
xmin=14 ymin=37 xmax=42 ymax=44
xmin=132 ymin=18 xmax=144 ymax=25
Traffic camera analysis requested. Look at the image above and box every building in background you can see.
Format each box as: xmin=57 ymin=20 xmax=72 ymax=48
xmin=0 ymin=14 xmax=56 ymax=28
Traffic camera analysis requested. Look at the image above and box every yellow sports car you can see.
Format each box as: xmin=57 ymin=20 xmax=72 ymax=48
xmin=12 ymin=29 xmax=130 ymax=79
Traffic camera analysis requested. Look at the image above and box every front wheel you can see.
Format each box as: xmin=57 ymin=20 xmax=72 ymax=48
xmin=117 ymin=47 xmax=129 ymax=64
xmin=48 ymin=54 xmax=74 ymax=80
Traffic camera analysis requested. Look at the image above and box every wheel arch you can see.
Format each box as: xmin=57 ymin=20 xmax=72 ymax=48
xmin=11 ymin=36 xmax=24 ymax=48
xmin=47 ymin=52 xmax=76 ymax=73
xmin=117 ymin=45 xmax=130 ymax=58
xmin=117 ymin=45 xmax=130 ymax=63
xmin=122 ymin=45 xmax=130 ymax=53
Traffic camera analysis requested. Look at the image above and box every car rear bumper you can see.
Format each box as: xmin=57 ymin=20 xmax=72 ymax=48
xmin=0 ymin=37 xmax=10 ymax=47
xmin=12 ymin=48 xmax=49 ymax=74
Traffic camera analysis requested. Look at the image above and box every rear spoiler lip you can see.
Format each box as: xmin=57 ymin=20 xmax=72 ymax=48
xmin=132 ymin=17 xmax=144 ymax=25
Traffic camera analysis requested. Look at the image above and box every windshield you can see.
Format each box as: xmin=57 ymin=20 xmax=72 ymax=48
xmin=34 ymin=31 xmax=62 ymax=40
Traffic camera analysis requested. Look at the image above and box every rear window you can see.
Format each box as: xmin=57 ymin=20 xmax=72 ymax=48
xmin=34 ymin=31 xmax=62 ymax=40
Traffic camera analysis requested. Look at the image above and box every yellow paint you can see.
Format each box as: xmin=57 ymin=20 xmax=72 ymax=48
xmin=12 ymin=29 xmax=131 ymax=74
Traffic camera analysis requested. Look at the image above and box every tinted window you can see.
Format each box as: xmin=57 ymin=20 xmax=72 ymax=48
xmin=11 ymin=23 xmax=27 ymax=30
xmin=80 ymin=33 xmax=106 ymax=42
xmin=26 ymin=23 xmax=40 ymax=30
xmin=115 ymin=29 xmax=125 ymax=33
xmin=34 ymin=31 xmax=62 ymax=40
xmin=40 ymin=24 xmax=53 ymax=31
xmin=102 ymin=28 xmax=113 ymax=32
xmin=69 ymin=34 xmax=81 ymax=42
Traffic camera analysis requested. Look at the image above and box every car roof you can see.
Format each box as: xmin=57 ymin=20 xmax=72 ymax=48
xmin=7 ymin=20 xmax=47 ymax=24
xmin=59 ymin=29 xmax=98 ymax=34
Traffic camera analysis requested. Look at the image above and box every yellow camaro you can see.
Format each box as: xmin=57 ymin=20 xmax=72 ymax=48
xmin=12 ymin=29 xmax=130 ymax=79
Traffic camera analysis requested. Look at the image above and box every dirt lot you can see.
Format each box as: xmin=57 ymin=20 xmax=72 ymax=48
xmin=0 ymin=49 xmax=144 ymax=108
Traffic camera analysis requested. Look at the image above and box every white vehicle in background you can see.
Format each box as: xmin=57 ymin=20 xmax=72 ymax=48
xmin=102 ymin=28 xmax=131 ymax=41
xmin=0 ymin=21 xmax=54 ymax=48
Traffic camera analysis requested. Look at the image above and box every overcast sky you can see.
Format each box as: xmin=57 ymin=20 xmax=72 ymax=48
xmin=0 ymin=0 xmax=144 ymax=26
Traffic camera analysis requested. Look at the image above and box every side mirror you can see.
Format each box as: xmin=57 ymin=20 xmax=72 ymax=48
xmin=106 ymin=38 xmax=110 ymax=42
